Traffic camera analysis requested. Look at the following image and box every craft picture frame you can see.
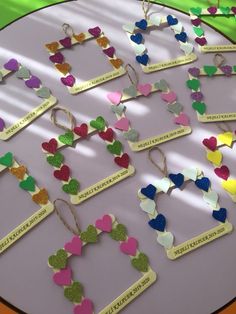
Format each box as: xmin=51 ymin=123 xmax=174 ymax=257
xmin=189 ymin=6 xmax=236 ymax=53
xmin=0 ymin=152 xmax=54 ymax=254
xmin=0 ymin=58 xmax=57 ymax=140
xmin=45 ymin=26 xmax=126 ymax=94
xmin=123 ymin=15 xmax=197 ymax=73
xmin=48 ymin=214 xmax=157 ymax=314
xmin=138 ymin=167 xmax=233 ymax=260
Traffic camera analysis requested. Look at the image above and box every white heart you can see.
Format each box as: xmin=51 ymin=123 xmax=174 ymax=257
xmin=171 ymin=22 xmax=183 ymax=33
xmin=182 ymin=168 xmax=198 ymax=181
xmin=157 ymin=232 xmax=174 ymax=249
xmin=153 ymin=178 xmax=171 ymax=193
xmin=134 ymin=44 xmax=146 ymax=55
xmin=149 ymin=16 xmax=161 ymax=26
xmin=122 ymin=23 xmax=135 ymax=33
xmin=140 ymin=199 xmax=156 ymax=214
xmin=180 ymin=42 xmax=194 ymax=55
xmin=203 ymin=191 xmax=218 ymax=208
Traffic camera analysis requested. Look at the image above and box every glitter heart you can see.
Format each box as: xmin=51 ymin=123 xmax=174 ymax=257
xmin=154 ymin=79 xmax=169 ymax=92
xmin=123 ymin=128 xmax=139 ymax=142
xmin=110 ymin=58 xmax=123 ymax=69
xmin=48 ymin=249 xmax=68 ymax=269
xmin=167 ymin=102 xmax=183 ymax=115
xmin=54 ymin=165 xmax=70 ymax=181
xmin=141 ymin=184 xmax=157 ymax=200
xmin=137 ymin=83 xmax=152 ymax=96
xmin=207 ymin=6 xmax=217 ymax=14
xmin=212 ymin=208 xmax=227 ymax=223
xmin=134 ymin=44 xmax=146 ymax=55
xmin=123 ymin=85 xmax=137 ymax=98
xmin=203 ymin=65 xmax=217 ymax=76
xmin=114 ymin=117 xmax=129 ymax=131
xmin=202 ymin=136 xmax=217 ymax=151
xmin=107 ymin=91 xmax=122 ymax=105
xmin=175 ymin=32 xmax=187 ymax=43
xmin=64 ymin=282 xmax=83 ymax=303
xmin=195 ymin=177 xmax=210 ymax=192
xmin=186 ymin=78 xmax=200 ymax=91
xmin=73 ymin=32 xmax=86 ymax=43
xmin=220 ymin=65 xmax=232 ymax=76
xmin=49 ymin=52 xmax=64 ymax=64
xmin=153 ymin=177 xmax=171 ymax=193
xmin=161 ymin=91 xmax=177 ymax=103
xmin=218 ymin=132 xmax=233 ymax=147
xmin=130 ymin=33 xmax=143 ymax=45
xmin=10 ymin=165 xmax=26 ymax=180
xmin=74 ymin=123 xmax=88 ymax=138
xmin=4 ymin=58 xmax=19 ymax=71
xmin=149 ymin=214 xmax=166 ymax=232
xmin=36 ymin=87 xmax=51 ymax=99
xmin=90 ymin=116 xmax=106 ymax=131
xmin=207 ymin=150 xmax=222 ymax=166
xmin=180 ymin=42 xmax=194 ymax=55
xmin=120 ymin=237 xmax=138 ymax=256
xmin=0 ymin=152 xmax=13 ymax=167
xmin=62 ymin=179 xmax=80 ymax=195
xmin=47 ymin=152 xmax=63 ymax=167
xmin=80 ymin=225 xmax=98 ymax=243
xmin=122 ymin=23 xmax=135 ymax=33
xmin=192 ymin=101 xmax=206 ymax=115
xmin=59 ymin=37 xmax=72 ymax=48
xmin=136 ymin=54 xmax=149 ymax=66
xmin=182 ymin=168 xmax=198 ymax=181
xmin=190 ymin=7 xmax=202 ymax=16
xmin=135 ymin=19 xmax=148 ymax=30
xmin=191 ymin=18 xmax=201 ymax=26
xmin=188 ymin=67 xmax=200 ymax=77
xmin=16 ymin=66 xmax=30 ymax=79
xmin=131 ymin=253 xmax=149 ymax=272
xmin=42 ymin=138 xmax=58 ymax=154
xmin=193 ymin=27 xmax=204 ymax=37
xmin=58 ymin=131 xmax=74 ymax=146
xmin=110 ymin=224 xmax=127 ymax=241
xmin=61 ymin=75 xmax=75 ymax=87
xmin=64 ymin=236 xmax=82 ymax=255
xmin=55 ymin=63 xmax=71 ymax=75
xmin=191 ymin=91 xmax=203 ymax=101
xmin=45 ymin=42 xmax=59 ymax=53
xmin=97 ymin=36 xmax=109 ymax=47
xmin=32 ymin=188 xmax=49 ymax=205
xmin=0 ymin=117 xmax=5 ymax=132
xmin=167 ymin=15 xmax=178 ymax=25
xmin=98 ymin=127 xmax=114 ymax=142
xmin=53 ymin=267 xmax=72 ymax=286
xmin=95 ymin=215 xmax=113 ymax=232
xmin=88 ymin=26 xmax=101 ymax=37
xmin=222 ymin=179 xmax=236 ymax=195
xmin=74 ymin=299 xmax=93 ymax=314
xmin=103 ymin=46 xmax=115 ymax=58
xmin=107 ymin=140 xmax=122 ymax=155
xmin=114 ymin=153 xmax=130 ymax=168
xmin=195 ymin=37 xmax=207 ymax=46
xmin=149 ymin=15 xmax=161 ymax=26
xmin=140 ymin=198 xmax=156 ymax=214
xmin=174 ymin=113 xmax=190 ymax=126
xmin=214 ymin=165 xmax=230 ymax=180
xmin=19 ymin=176 xmax=35 ymax=192
xmin=25 ymin=76 xmax=41 ymax=88
xmin=169 ymin=173 xmax=184 ymax=188
xmin=111 ymin=104 xmax=126 ymax=116
xmin=203 ymin=191 xmax=218 ymax=207
xmin=157 ymin=232 xmax=174 ymax=249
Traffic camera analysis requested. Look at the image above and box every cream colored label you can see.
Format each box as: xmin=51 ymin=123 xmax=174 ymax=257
xmin=70 ymin=68 xmax=126 ymax=94
xmin=167 ymin=222 xmax=233 ymax=260
xmin=100 ymin=270 xmax=157 ymax=314
xmin=129 ymin=127 xmax=192 ymax=151
xmin=201 ymin=44 xmax=236 ymax=53
xmin=71 ymin=166 xmax=135 ymax=204
xmin=198 ymin=112 xmax=236 ymax=123
xmin=0 ymin=203 xmax=54 ymax=254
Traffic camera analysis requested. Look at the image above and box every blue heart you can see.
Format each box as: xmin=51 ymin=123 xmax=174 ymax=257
xmin=130 ymin=33 xmax=143 ymax=44
xmin=148 ymin=214 xmax=166 ymax=232
xmin=135 ymin=19 xmax=148 ymax=30
xmin=136 ymin=54 xmax=149 ymax=65
xmin=212 ymin=208 xmax=227 ymax=223
xmin=141 ymin=184 xmax=157 ymax=200
xmin=175 ymin=32 xmax=187 ymax=43
xmin=169 ymin=173 xmax=184 ymax=188
xmin=195 ymin=177 xmax=210 ymax=192
xmin=167 ymin=15 xmax=178 ymax=26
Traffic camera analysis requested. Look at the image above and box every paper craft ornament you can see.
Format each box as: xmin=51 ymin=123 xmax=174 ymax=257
xmin=45 ymin=24 xmax=125 ymax=94
xmin=189 ymin=6 xmax=236 ymax=52
xmin=48 ymin=213 xmax=156 ymax=314
xmin=0 ymin=152 xmax=54 ymax=254
xmin=0 ymin=58 xmax=57 ymax=140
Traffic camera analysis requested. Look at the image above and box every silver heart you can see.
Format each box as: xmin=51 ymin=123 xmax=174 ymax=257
xmin=154 ymin=79 xmax=169 ymax=92
xmin=16 ymin=66 xmax=30 ymax=79
xmin=123 ymin=85 xmax=137 ymax=98
xmin=0 ymin=71 xmax=3 ymax=82
xmin=111 ymin=104 xmax=126 ymax=116
xmin=123 ymin=129 xmax=139 ymax=142
xmin=167 ymin=102 xmax=183 ymax=115
xmin=36 ymin=87 xmax=51 ymax=99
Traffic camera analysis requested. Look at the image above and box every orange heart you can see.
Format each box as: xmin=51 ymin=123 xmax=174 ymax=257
xmin=110 ymin=58 xmax=123 ymax=69
xmin=45 ymin=42 xmax=59 ymax=53
xmin=32 ymin=188 xmax=49 ymax=205
xmin=55 ymin=63 xmax=71 ymax=75
xmin=96 ymin=36 xmax=109 ymax=48
xmin=10 ymin=165 xmax=26 ymax=180
xmin=73 ymin=32 xmax=85 ymax=43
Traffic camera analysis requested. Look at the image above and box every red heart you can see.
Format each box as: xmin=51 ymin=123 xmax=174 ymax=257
xmin=98 ymin=128 xmax=114 ymax=142
xmin=74 ymin=123 xmax=88 ymax=138
xmin=202 ymin=136 xmax=217 ymax=151
xmin=54 ymin=165 xmax=70 ymax=181
xmin=114 ymin=153 xmax=130 ymax=168
xmin=42 ymin=138 xmax=58 ymax=154
xmin=214 ymin=165 xmax=230 ymax=181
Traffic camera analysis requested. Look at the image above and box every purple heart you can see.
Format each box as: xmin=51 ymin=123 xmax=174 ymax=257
xmin=25 ymin=76 xmax=41 ymax=88
xmin=207 ymin=6 xmax=217 ymax=14
xmin=191 ymin=91 xmax=203 ymax=101
xmin=220 ymin=65 xmax=232 ymax=76
xmin=231 ymin=7 xmax=236 ymax=14
xmin=88 ymin=26 xmax=101 ymax=37
xmin=103 ymin=47 xmax=115 ymax=58
xmin=191 ymin=18 xmax=201 ymax=26
xmin=4 ymin=58 xmax=19 ymax=71
xmin=59 ymin=37 xmax=72 ymax=48
xmin=61 ymin=74 xmax=75 ymax=87
xmin=49 ymin=52 xmax=64 ymax=64
xmin=195 ymin=37 xmax=207 ymax=46
xmin=188 ymin=67 xmax=200 ymax=77
xmin=0 ymin=117 xmax=5 ymax=131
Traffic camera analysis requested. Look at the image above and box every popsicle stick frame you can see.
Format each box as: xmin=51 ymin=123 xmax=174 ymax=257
xmin=0 ymin=58 xmax=57 ymax=140
xmin=186 ymin=64 xmax=236 ymax=122
xmin=0 ymin=152 xmax=54 ymax=254
xmin=203 ymin=130 xmax=236 ymax=202
xmin=45 ymin=26 xmax=126 ymax=94
xmin=138 ymin=168 xmax=233 ymax=260
xmin=107 ymin=79 xmax=192 ymax=152
xmin=42 ymin=116 xmax=135 ymax=205
xmin=189 ymin=6 xmax=236 ymax=53
xmin=123 ymin=15 xmax=197 ymax=73
xmin=48 ymin=214 xmax=157 ymax=314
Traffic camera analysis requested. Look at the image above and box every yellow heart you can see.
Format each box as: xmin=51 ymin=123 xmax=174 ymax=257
xmin=217 ymin=132 xmax=233 ymax=147
xmin=222 ymin=179 xmax=236 ymax=195
xmin=207 ymin=150 xmax=222 ymax=166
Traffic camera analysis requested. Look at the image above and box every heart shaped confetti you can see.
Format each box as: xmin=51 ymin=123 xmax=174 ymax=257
xmin=47 ymin=152 xmax=63 ymax=168
xmin=103 ymin=46 xmax=115 ymax=58
xmin=186 ymin=79 xmax=200 ymax=91
xmin=114 ymin=117 xmax=129 ymax=131
xmin=180 ymin=42 xmax=194 ymax=55
xmin=110 ymin=58 xmax=123 ymax=69
xmin=45 ymin=42 xmax=59 ymax=53
xmin=62 ymin=179 xmax=79 ymax=195
xmin=130 ymin=33 xmax=143 ymax=45
xmin=74 ymin=123 xmax=88 ymax=138
xmin=123 ymin=129 xmax=139 ymax=142
xmin=149 ymin=15 xmax=161 ymax=26
xmin=195 ymin=37 xmax=207 ymax=46
xmin=207 ymin=150 xmax=222 ymax=166
xmin=97 ymin=36 xmax=109 ymax=47
xmin=49 ymin=52 xmax=64 ymax=64
xmin=55 ymin=63 xmax=71 ymax=75
xmin=123 ymin=85 xmax=137 ymax=98
xmin=114 ymin=153 xmax=130 ymax=168
xmin=141 ymin=184 xmax=156 ymax=200
xmin=161 ymin=91 xmax=177 ymax=103
xmin=25 ymin=76 xmax=41 ymax=89
xmin=157 ymin=232 xmax=174 ymax=249
xmin=182 ymin=168 xmax=198 ymax=181
xmin=134 ymin=44 xmax=146 ymax=55
xmin=59 ymin=131 xmax=74 ymax=146
xmin=61 ymin=75 xmax=75 ymax=87
xmin=32 ymin=188 xmax=49 ymax=205
xmin=169 ymin=173 xmax=184 ymax=188
xmin=90 ymin=116 xmax=106 ymax=131
xmin=88 ymin=26 xmax=101 ymax=37
xmin=203 ymin=190 xmax=218 ymax=207
xmin=212 ymin=208 xmax=227 ymax=223
xmin=16 ymin=66 xmax=30 ymax=79
xmin=64 ymin=236 xmax=82 ymax=256
xmin=136 ymin=54 xmax=149 ymax=66
xmin=195 ymin=177 xmax=210 ymax=192
xmin=214 ymin=165 xmax=230 ymax=181
xmin=220 ymin=6 xmax=230 ymax=14
xmin=111 ymin=104 xmax=126 ymax=116
xmin=131 ymin=253 xmax=149 ymax=272
xmin=218 ymin=132 xmax=233 ymax=147
xmin=107 ymin=91 xmax=122 ymax=105
xmin=73 ymin=32 xmax=86 ymax=43
xmin=80 ymin=225 xmax=98 ymax=243
xmin=74 ymin=299 xmax=93 ymax=314
xmin=154 ymin=79 xmax=169 ymax=92
xmin=64 ymin=282 xmax=83 ymax=303
xmin=4 ymin=59 xmax=19 ymax=71
xmin=107 ymin=140 xmax=122 ymax=155
xmin=191 ymin=91 xmax=203 ymax=102
xmin=0 ymin=152 xmax=13 ymax=167
xmin=149 ymin=214 xmax=166 ymax=231
xmin=120 ymin=237 xmax=138 ymax=256
xmin=222 ymin=179 xmax=236 ymax=195
xmin=48 ymin=249 xmax=68 ymax=269
xmin=53 ymin=267 xmax=72 ymax=286
xmin=0 ymin=117 xmax=5 ymax=132
xmin=19 ymin=176 xmax=35 ymax=192
xmin=140 ymin=198 xmax=156 ymax=214
xmin=203 ymin=65 xmax=217 ymax=76
xmin=175 ymin=32 xmax=187 ymax=43
xmin=110 ymin=224 xmax=127 ymax=241
xmin=190 ymin=7 xmax=202 ymax=16
xmin=207 ymin=6 xmax=217 ymax=14
xmin=137 ymin=83 xmax=152 ymax=96
xmin=36 ymin=87 xmax=51 ymax=99
xmin=174 ymin=113 xmax=190 ymax=126
xmin=191 ymin=18 xmax=201 ymax=26
xmin=54 ymin=165 xmax=70 ymax=181
xmin=193 ymin=27 xmax=204 ymax=37
xmin=220 ymin=65 xmax=232 ymax=77
xmin=122 ymin=23 xmax=135 ymax=33
xmin=188 ymin=67 xmax=200 ymax=77
xmin=192 ymin=101 xmax=206 ymax=115
xmin=167 ymin=102 xmax=183 ymax=115
xmin=135 ymin=19 xmax=147 ymax=30
xmin=171 ymin=21 xmax=182 ymax=32
xmin=167 ymin=15 xmax=178 ymax=25
xmin=202 ymin=136 xmax=217 ymax=151
xmin=59 ymin=37 xmax=72 ymax=48
xmin=95 ymin=215 xmax=112 ymax=232
xmin=10 ymin=165 xmax=26 ymax=180
xmin=98 ymin=128 xmax=114 ymax=142
xmin=231 ymin=6 xmax=236 ymax=14
xmin=153 ymin=177 xmax=171 ymax=193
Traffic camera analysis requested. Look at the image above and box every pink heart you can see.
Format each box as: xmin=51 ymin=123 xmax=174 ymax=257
xmin=88 ymin=26 xmax=101 ymax=37
xmin=161 ymin=91 xmax=177 ymax=103
xmin=207 ymin=6 xmax=217 ymax=14
xmin=0 ymin=117 xmax=5 ymax=132
xmin=74 ymin=299 xmax=93 ymax=314
xmin=59 ymin=37 xmax=72 ymax=48
xmin=107 ymin=91 xmax=122 ymax=105
xmin=120 ymin=237 xmax=138 ymax=256
xmin=61 ymin=75 xmax=75 ymax=87
xmin=49 ymin=52 xmax=64 ymax=64
xmin=195 ymin=37 xmax=207 ymax=46
xmin=64 ymin=236 xmax=83 ymax=255
xmin=214 ymin=165 xmax=230 ymax=180
xmin=191 ymin=18 xmax=201 ymax=26
xmin=114 ymin=117 xmax=129 ymax=131
xmin=231 ymin=7 xmax=236 ymax=14
xmin=174 ymin=113 xmax=190 ymax=126
xmin=95 ymin=215 xmax=112 ymax=232
xmin=53 ymin=267 xmax=72 ymax=286
xmin=103 ymin=47 xmax=115 ymax=58
xmin=137 ymin=83 xmax=152 ymax=96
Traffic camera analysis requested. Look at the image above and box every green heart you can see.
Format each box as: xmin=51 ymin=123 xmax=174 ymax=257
xmin=48 ymin=249 xmax=68 ymax=269
xmin=186 ymin=79 xmax=200 ymax=91
xmin=16 ymin=66 xmax=30 ymax=79
xmin=58 ymin=131 xmax=74 ymax=146
xmin=0 ymin=152 xmax=13 ymax=167
xmin=123 ymin=129 xmax=139 ymax=142
xmin=192 ymin=101 xmax=206 ymax=115
xmin=64 ymin=282 xmax=83 ymax=303
xmin=203 ymin=66 xmax=217 ymax=77
xmin=190 ymin=7 xmax=202 ymax=16
xmin=47 ymin=152 xmax=63 ymax=168
xmin=193 ymin=27 xmax=204 ymax=37
xmin=62 ymin=178 xmax=79 ymax=195
xmin=107 ymin=140 xmax=122 ymax=155
xmin=110 ymin=224 xmax=127 ymax=241
xmin=0 ymin=71 xmax=3 ymax=82
xmin=220 ymin=6 xmax=230 ymax=15
xmin=111 ymin=104 xmax=126 ymax=116
xmin=90 ymin=116 xmax=106 ymax=131
xmin=19 ymin=176 xmax=35 ymax=192
xmin=80 ymin=225 xmax=98 ymax=243
xmin=233 ymin=66 xmax=236 ymax=73
xmin=123 ymin=85 xmax=137 ymax=98
xmin=36 ymin=87 xmax=51 ymax=99
xmin=131 ymin=253 xmax=149 ymax=272
xmin=154 ymin=79 xmax=169 ymax=92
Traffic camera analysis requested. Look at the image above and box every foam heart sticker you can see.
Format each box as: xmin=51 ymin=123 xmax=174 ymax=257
xmin=32 ymin=188 xmax=49 ymax=205
xmin=59 ymin=37 xmax=72 ymax=48
xmin=188 ymin=67 xmax=200 ymax=77
xmin=120 ymin=237 xmax=138 ymax=256
xmin=191 ymin=91 xmax=203 ymax=102
xmin=59 ymin=131 xmax=74 ymax=146
xmin=53 ymin=267 xmax=72 ymax=286
xmin=207 ymin=6 xmax=217 ymax=14
xmin=110 ymin=224 xmax=127 ymax=241
xmin=134 ymin=44 xmax=146 ymax=55
xmin=167 ymin=15 xmax=178 ymax=25
xmin=137 ymin=83 xmax=152 ymax=96
xmin=161 ymin=91 xmax=177 ymax=103
xmin=195 ymin=177 xmax=210 ymax=192
xmin=80 ymin=225 xmax=98 ymax=243
xmin=25 ymin=76 xmax=41 ymax=89
xmin=55 ymin=63 xmax=71 ymax=75
xmin=180 ymin=42 xmax=194 ymax=55
xmin=140 ymin=184 xmax=157 ymax=200
xmin=186 ymin=79 xmax=200 ymax=91
xmin=131 ymin=253 xmax=149 ymax=272
xmin=10 ymin=165 xmax=26 ymax=180
xmin=195 ymin=37 xmax=207 ymax=46
xmin=54 ymin=165 xmax=70 ymax=181
xmin=74 ymin=299 xmax=93 ymax=314
xmin=192 ymin=101 xmax=206 ymax=115
xmin=154 ymin=177 xmax=171 ymax=193
xmin=0 ymin=152 xmax=13 ymax=167
xmin=107 ymin=140 xmax=122 ymax=155
xmin=88 ymin=26 xmax=101 ymax=37
xmin=90 ymin=116 xmax=106 ymax=131
xmin=64 ymin=236 xmax=83 ymax=256
xmin=123 ymin=129 xmax=139 ymax=142
xmin=95 ymin=215 xmax=113 ymax=232
xmin=203 ymin=191 xmax=218 ymax=207
xmin=97 ymin=36 xmax=109 ymax=47
xmin=203 ymin=65 xmax=217 ymax=77
xmin=114 ymin=117 xmax=130 ymax=131
xmin=220 ymin=65 xmax=232 ymax=77
xmin=110 ymin=58 xmax=123 ymax=69
xmin=207 ymin=150 xmax=222 ymax=166
xmin=136 ymin=54 xmax=149 ymax=66
xmin=171 ymin=21 xmax=182 ymax=32
xmin=169 ymin=173 xmax=184 ymax=188
xmin=47 ymin=152 xmax=64 ymax=168
xmin=193 ymin=27 xmax=204 ymax=37
xmin=191 ymin=18 xmax=201 ymax=26
xmin=154 ymin=79 xmax=169 ymax=92
xmin=36 ymin=87 xmax=51 ymax=99
xmin=148 ymin=214 xmax=166 ymax=232
xmin=45 ymin=42 xmax=59 ymax=53
xmin=61 ymin=75 xmax=75 ymax=87
xmin=157 ymin=232 xmax=174 ymax=249
xmin=214 ymin=165 xmax=230 ymax=181
xmin=111 ymin=104 xmax=126 ymax=116
xmin=217 ymin=132 xmax=233 ymax=147
xmin=64 ymin=282 xmax=83 ymax=303
xmin=130 ymin=33 xmax=143 ymax=45
xmin=62 ymin=179 xmax=79 ymax=195
xmin=98 ymin=128 xmax=114 ymax=142
xmin=174 ymin=113 xmax=190 ymax=126
xmin=190 ymin=7 xmax=202 ymax=16
xmin=149 ymin=15 xmax=161 ymax=26
xmin=182 ymin=168 xmax=198 ymax=181
xmin=73 ymin=32 xmax=86 ymax=43
xmin=140 ymin=198 xmax=156 ymax=214
xmin=175 ymin=32 xmax=187 ymax=43
xmin=107 ymin=91 xmax=122 ymax=105
xmin=222 ymin=179 xmax=236 ymax=195
xmin=122 ymin=23 xmax=135 ymax=33
xmin=231 ymin=6 xmax=236 ymax=14
xmin=114 ymin=153 xmax=130 ymax=168
xmin=212 ymin=208 xmax=227 ymax=223
xmin=135 ymin=19 xmax=147 ymax=30
xmin=74 ymin=123 xmax=88 ymax=138
xmin=103 ymin=46 xmax=115 ymax=58
xmin=123 ymin=85 xmax=137 ymax=98
xmin=16 ymin=67 xmax=30 ymax=79
xmin=202 ymin=136 xmax=217 ymax=151
xmin=220 ymin=6 xmax=230 ymax=14
xmin=48 ymin=249 xmax=68 ymax=269
xmin=0 ymin=117 xmax=5 ymax=132
xmin=4 ymin=59 xmax=19 ymax=71
xmin=49 ymin=52 xmax=64 ymax=64
xmin=19 ymin=176 xmax=35 ymax=192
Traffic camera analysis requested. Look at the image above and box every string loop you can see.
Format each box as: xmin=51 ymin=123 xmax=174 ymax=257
xmin=125 ymin=64 xmax=139 ymax=87
xmin=148 ymin=146 xmax=168 ymax=176
xmin=142 ymin=0 xmax=151 ymax=20
xmin=50 ymin=106 xmax=76 ymax=131
xmin=62 ymin=23 xmax=74 ymax=37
